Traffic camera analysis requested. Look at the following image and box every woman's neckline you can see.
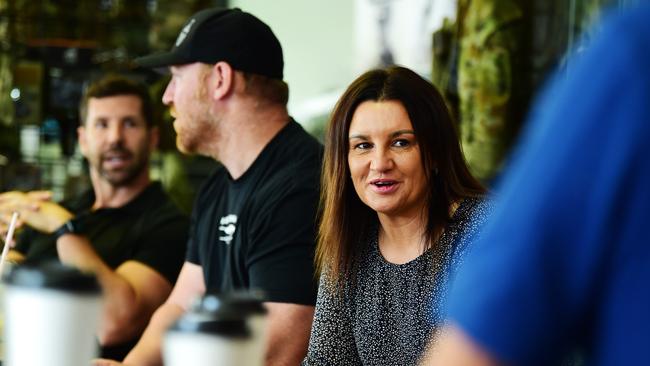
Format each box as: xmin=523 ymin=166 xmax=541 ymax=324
xmin=373 ymin=198 xmax=471 ymax=267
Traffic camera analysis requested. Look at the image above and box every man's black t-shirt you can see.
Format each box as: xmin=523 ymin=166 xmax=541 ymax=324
xmin=15 ymin=182 xmax=189 ymax=284
xmin=186 ymin=119 xmax=322 ymax=305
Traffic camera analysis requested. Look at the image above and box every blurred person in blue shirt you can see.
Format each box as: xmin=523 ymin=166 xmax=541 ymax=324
xmin=423 ymin=4 xmax=650 ymax=366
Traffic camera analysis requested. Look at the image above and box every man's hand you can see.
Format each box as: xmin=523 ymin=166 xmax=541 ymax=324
xmin=0 ymin=192 xmax=27 ymax=237
xmin=420 ymin=324 xmax=502 ymax=366
xmin=0 ymin=190 xmax=72 ymax=234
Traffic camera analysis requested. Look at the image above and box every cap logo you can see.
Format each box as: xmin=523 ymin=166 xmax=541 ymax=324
xmin=175 ymin=19 xmax=196 ymax=47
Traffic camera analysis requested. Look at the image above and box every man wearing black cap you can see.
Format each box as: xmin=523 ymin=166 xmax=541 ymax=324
xmin=95 ymin=8 xmax=322 ymax=366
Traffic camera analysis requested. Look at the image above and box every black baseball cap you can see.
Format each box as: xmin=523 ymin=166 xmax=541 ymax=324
xmin=135 ymin=8 xmax=284 ymax=79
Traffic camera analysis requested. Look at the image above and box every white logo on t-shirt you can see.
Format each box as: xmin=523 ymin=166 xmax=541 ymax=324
xmin=218 ymin=214 xmax=238 ymax=245
xmin=175 ymin=19 xmax=196 ymax=47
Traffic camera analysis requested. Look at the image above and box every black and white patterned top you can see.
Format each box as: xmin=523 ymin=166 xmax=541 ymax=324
xmin=302 ymin=197 xmax=492 ymax=366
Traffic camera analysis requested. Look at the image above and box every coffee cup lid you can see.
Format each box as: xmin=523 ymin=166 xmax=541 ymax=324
xmin=170 ymin=315 xmax=250 ymax=337
xmin=3 ymin=261 xmax=101 ymax=294
xmin=198 ymin=290 xmax=267 ymax=317
xmin=169 ymin=290 xmax=267 ymax=337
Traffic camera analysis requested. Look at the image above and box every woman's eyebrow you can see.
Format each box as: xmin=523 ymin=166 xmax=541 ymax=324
xmin=348 ymin=134 xmax=368 ymax=140
xmin=390 ymin=129 xmax=415 ymax=138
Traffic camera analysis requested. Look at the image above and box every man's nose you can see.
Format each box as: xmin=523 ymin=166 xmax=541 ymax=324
xmin=106 ymin=123 xmax=124 ymax=143
xmin=162 ymin=80 xmax=174 ymax=106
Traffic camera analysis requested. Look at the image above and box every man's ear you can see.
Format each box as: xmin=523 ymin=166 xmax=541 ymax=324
xmin=77 ymin=125 xmax=88 ymax=157
xmin=211 ymin=61 xmax=235 ymax=100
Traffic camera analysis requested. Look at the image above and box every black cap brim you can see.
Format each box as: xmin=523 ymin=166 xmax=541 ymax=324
xmin=134 ymin=50 xmax=190 ymax=70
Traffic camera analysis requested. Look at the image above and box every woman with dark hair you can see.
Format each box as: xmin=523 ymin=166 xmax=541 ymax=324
xmin=302 ymin=66 xmax=491 ymax=365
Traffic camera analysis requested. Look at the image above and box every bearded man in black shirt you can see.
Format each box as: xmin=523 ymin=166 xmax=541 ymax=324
xmin=0 ymin=75 xmax=189 ymax=360
xmin=94 ymin=7 xmax=323 ymax=366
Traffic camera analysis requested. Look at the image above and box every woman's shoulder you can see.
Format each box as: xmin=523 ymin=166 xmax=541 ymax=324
xmin=444 ymin=196 xmax=495 ymax=275
xmin=456 ymin=195 xmax=494 ymax=225
xmin=447 ymin=195 xmax=494 ymax=245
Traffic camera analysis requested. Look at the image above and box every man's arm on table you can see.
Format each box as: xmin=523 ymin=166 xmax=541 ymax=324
xmin=126 ymin=300 xmax=316 ymax=366
xmin=56 ymin=234 xmax=173 ymax=345
xmin=94 ymin=261 xmax=206 ymax=366
xmin=96 ymin=267 xmax=315 ymax=366
xmin=420 ymin=324 xmax=503 ymax=366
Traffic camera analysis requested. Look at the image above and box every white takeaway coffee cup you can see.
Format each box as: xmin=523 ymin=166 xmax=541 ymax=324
xmin=3 ymin=261 xmax=102 ymax=366
xmin=164 ymin=290 xmax=268 ymax=366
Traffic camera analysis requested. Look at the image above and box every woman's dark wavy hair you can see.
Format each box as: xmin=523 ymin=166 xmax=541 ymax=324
xmin=316 ymin=66 xmax=485 ymax=289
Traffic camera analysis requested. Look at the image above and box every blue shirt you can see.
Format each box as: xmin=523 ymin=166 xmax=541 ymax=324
xmin=446 ymin=5 xmax=650 ymax=366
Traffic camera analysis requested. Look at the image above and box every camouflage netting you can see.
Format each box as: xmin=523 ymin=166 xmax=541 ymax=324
xmin=148 ymin=0 xmax=216 ymax=51
xmin=432 ymin=0 xmax=623 ymax=184
xmin=457 ymin=0 xmax=525 ymax=182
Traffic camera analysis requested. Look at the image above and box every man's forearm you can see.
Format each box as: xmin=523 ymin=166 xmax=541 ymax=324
xmin=56 ymin=235 xmax=141 ymax=343
xmin=94 ymin=266 xmax=145 ymax=345
xmin=264 ymin=302 xmax=314 ymax=366
xmin=123 ymin=302 xmax=185 ymax=366
xmin=95 ymin=262 xmax=205 ymax=366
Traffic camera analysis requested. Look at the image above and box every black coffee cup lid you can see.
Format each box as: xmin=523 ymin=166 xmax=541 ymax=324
xmin=3 ymin=260 xmax=101 ymax=294
xmin=169 ymin=290 xmax=267 ymax=337
xmin=171 ymin=315 xmax=250 ymax=338
xmin=197 ymin=289 xmax=267 ymax=317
